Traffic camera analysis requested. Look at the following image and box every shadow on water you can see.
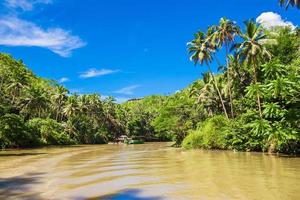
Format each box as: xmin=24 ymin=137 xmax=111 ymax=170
xmin=0 ymin=172 xmax=45 ymax=200
xmin=87 ymin=189 xmax=165 ymax=200
xmin=0 ymin=152 xmax=47 ymax=157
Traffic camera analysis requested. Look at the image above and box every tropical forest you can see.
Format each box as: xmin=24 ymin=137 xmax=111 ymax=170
xmin=0 ymin=1 xmax=299 ymax=199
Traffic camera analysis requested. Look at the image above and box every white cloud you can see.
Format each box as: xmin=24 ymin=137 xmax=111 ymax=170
xmin=4 ymin=0 xmax=52 ymax=11
xmin=256 ymin=12 xmax=296 ymax=29
xmin=79 ymin=68 xmax=119 ymax=78
xmin=114 ymin=85 xmax=140 ymax=95
xmin=115 ymin=97 xmax=130 ymax=103
xmin=0 ymin=16 xmax=86 ymax=57
xmin=57 ymin=77 xmax=69 ymax=83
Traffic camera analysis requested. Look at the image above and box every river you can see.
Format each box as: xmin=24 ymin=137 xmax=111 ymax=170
xmin=0 ymin=143 xmax=299 ymax=200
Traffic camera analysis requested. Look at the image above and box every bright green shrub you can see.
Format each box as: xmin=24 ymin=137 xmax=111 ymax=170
xmin=182 ymin=115 xmax=229 ymax=149
xmin=182 ymin=129 xmax=203 ymax=149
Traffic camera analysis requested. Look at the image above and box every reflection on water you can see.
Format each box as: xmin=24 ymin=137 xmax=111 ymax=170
xmin=0 ymin=143 xmax=299 ymax=200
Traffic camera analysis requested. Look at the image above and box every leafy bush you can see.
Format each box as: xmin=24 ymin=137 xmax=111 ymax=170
xmin=224 ymin=111 xmax=267 ymax=151
xmin=182 ymin=115 xmax=229 ymax=149
xmin=93 ymin=131 xmax=109 ymax=144
xmin=182 ymin=129 xmax=203 ymax=149
xmin=27 ymin=118 xmax=74 ymax=145
xmin=225 ymin=112 xmax=300 ymax=154
xmin=0 ymin=114 xmax=40 ymax=148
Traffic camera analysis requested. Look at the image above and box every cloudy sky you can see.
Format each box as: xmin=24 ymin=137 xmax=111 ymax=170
xmin=0 ymin=0 xmax=299 ymax=102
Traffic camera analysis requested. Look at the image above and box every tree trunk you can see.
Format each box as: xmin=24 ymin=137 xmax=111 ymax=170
xmin=207 ymin=64 xmax=229 ymax=119
xmin=253 ymin=62 xmax=262 ymax=118
xmin=225 ymin=44 xmax=234 ymax=118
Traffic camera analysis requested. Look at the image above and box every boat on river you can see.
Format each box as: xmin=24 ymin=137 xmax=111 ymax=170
xmin=117 ymin=135 xmax=144 ymax=144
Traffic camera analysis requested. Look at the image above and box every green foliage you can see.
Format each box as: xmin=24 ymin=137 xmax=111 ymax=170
xmin=27 ymin=118 xmax=74 ymax=145
xmin=0 ymin=19 xmax=299 ymax=155
xmin=151 ymin=91 xmax=203 ymax=145
xmin=0 ymin=53 xmax=122 ymax=148
xmin=182 ymin=116 xmax=229 ymax=149
xmin=0 ymin=114 xmax=39 ymax=148
xmin=184 ymin=24 xmax=300 ymax=154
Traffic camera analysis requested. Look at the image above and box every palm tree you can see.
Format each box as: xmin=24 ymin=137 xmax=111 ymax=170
xmin=235 ymin=20 xmax=271 ymax=118
xmin=189 ymin=73 xmax=220 ymax=117
xmin=51 ymin=85 xmax=68 ymax=121
xmin=63 ymin=95 xmax=79 ymax=119
xmin=188 ymin=31 xmax=229 ymax=119
xmin=201 ymin=73 xmax=221 ymax=116
xmin=78 ymin=94 xmax=89 ymax=113
xmin=227 ymin=54 xmax=250 ymax=87
xmin=213 ymin=18 xmax=240 ymax=117
xmin=6 ymin=81 xmax=25 ymax=105
xmin=85 ymin=94 xmax=105 ymax=129
xmin=20 ymin=86 xmax=49 ymax=118
xmin=279 ymin=0 xmax=300 ymax=9
xmin=103 ymin=97 xmax=122 ymax=140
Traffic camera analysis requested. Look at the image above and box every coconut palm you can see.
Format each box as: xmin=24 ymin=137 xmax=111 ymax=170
xmin=188 ymin=30 xmax=229 ymax=119
xmin=213 ymin=18 xmax=240 ymax=117
xmin=189 ymin=73 xmax=220 ymax=116
xmin=51 ymin=85 xmax=68 ymax=121
xmin=20 ymin=86 xmax=49 ymax=118
xmin=63 ymin=95 xmax=79 ymax=119
xmin=279 ymin=0 xmax=300 ymax=9
xmin=235 ymin=20 xmax=271 ymax=118
xmin=227 ymin=54 xmax=251 ymax=91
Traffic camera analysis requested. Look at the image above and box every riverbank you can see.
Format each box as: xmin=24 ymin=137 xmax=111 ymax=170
xmin=2 ymin=141 xmax=300 ymax=156
xmin=0 ymin=143 xmax=299 ymax=200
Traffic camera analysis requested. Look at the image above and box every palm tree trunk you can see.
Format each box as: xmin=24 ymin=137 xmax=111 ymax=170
xmin=56 ymin=109 xmax=59 ymax=121
xmin=253 ymin=62 xmax=262 ymax=118
xmin=225 ymin=44 xmax=234 ymax=118
xmin=207 ymin=64 xmax=229 ymax=119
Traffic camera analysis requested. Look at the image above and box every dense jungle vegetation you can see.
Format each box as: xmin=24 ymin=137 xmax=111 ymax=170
xmin=0 ymin=2 xmax=299 ymax=154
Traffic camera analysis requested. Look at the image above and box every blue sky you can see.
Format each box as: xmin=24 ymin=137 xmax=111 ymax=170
xmin=0 ymin=0 xmax=299 ymax=102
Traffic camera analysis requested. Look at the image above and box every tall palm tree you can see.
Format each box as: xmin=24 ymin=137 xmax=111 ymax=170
xmin=188 ymin=31 xmax=229 ymax=119
xmin=279 ymin=0 xmax=300 ymax=9
xmin=235 ymin=20 xmax=271 ymax=118
xmin=213 ymin=17 xmax=240 ymax=117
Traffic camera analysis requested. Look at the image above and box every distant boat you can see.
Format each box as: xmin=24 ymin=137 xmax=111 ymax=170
xmin=124 ymin=136 xmax=145 ymax=144
xmin=117 ymin=135 xmax=128 ymax=143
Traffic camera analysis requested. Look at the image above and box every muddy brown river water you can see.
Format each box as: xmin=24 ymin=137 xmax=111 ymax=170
xmin=0 ymin=143 xmax=299 ymax=200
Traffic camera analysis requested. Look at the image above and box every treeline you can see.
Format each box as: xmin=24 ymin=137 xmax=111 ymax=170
xmin=124 ymin=22 xmax=300 ymax=154
xmin=0 ymin=20 xmax=299 ymax=154
xmin=0 ymin=54 xmax=126 ymax=148
xmin=182 ymin=21 xmax=300 ymax=154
